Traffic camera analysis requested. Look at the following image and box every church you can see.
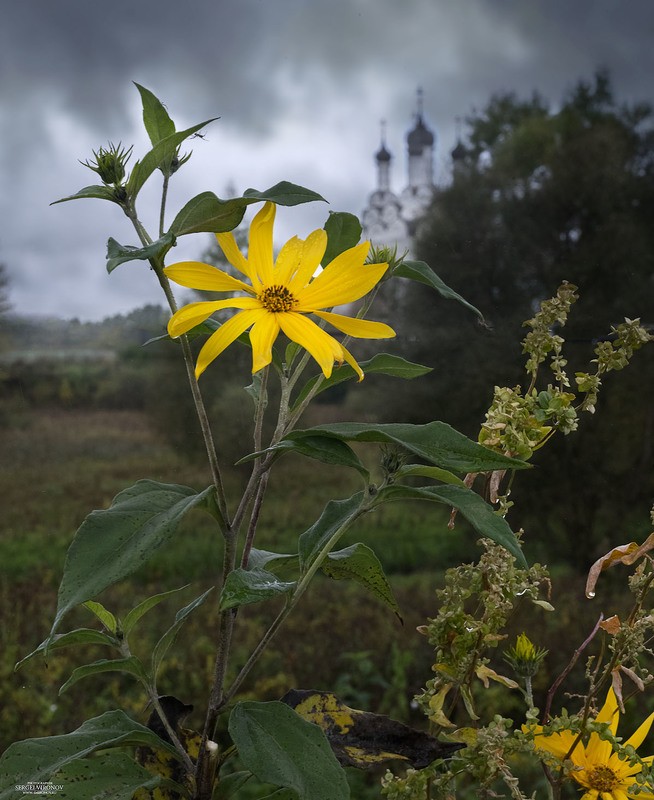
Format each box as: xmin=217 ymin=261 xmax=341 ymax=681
xmin=361 ymin=89 xmax=437 ymax=255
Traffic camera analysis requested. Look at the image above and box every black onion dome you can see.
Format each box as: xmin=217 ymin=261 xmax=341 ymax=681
xmin=451 ymin=139 xmax=466 ymax=162
xmin=375 ymin=143 xmax=391 ymax=163
xmin=407 ymin=116 xmax=434 ymax=155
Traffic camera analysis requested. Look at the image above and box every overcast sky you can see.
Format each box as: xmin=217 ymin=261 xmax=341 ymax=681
xmin=2 ymin=0 xmax=653 ymax=321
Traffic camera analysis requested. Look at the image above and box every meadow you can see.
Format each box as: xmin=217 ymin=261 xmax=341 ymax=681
xmin=1 ymin=403 xmax=612 ymax=766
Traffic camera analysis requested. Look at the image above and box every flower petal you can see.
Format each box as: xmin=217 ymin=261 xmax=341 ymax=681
xmin=249 ymin=313 xmax=280 ymax=373
xmin=313 ymin=310 xmax=396 ymax=339
xmin=168 ymin=298 xmax=260 ymax=337
xmin=248 ymin=201 xmax=276 ymax=285
xmin=277 ymin=312 xmax=342 ymax=378
xmin=274 ymin=236 xmax=304 ymax=285
xmin=215 ymin=231 xmax=251 ymax=280
xmin=287 ymin=229 xmax=328 ymax=291
xmin=597 ymin=688 xmax=620 ymax=735
xmin=165 ymin=261 xmax=253 ymax=294
xmin=297 ymin=244 xmax=388 ymax=309
xmin=532 ymin=730 xmax=577 ymax=759
xmin=195 ymin=309 xmax=266 ymax=378
xmin=624 ymin=710 xmax=654 ymax=751
xmin=338 ymin=341 xmax=365 ymax=381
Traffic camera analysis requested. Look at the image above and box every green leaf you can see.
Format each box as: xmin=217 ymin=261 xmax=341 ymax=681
xmin=247 ymin=549 xmax=298 ymax=572
xmin=134 ymin=82 xmax=176 ymax=145
xmin=323 ymin=543 xmax=401 ymax=620
xmin=127 ymin=119 xmax=217 ymax=200
xmin=151 ymin=588 xmax=213 ymax=679
xmin=122 ymin=585 xmax=191 ymax=638
xmin=228 ymin=701 xmax=349 ymax=800
xmin=291 ymin=354 xmax=431 ymax=411
xmin=83 ymin=600 xmax=118 ymax=634
xmin=0 ymin=710 xmax=178 ymax=800
xmin=169 ymin=192 xmax=249 ymax=236
xmin=285 ymin=422 xmax=528 ymax=474
xmin=219 ymin=569 xmax=296 ymax=612
xmin=253 ymin=435 xmax=369 ymax=479
xmin=106 ymin=232 xmax=176 ymax=273
xmin=15 ymin=629 xmax=118 ymax=672
xmin=211 ymin=770 xmax=252 ymax=800
xmin=53 ymin=751 xmax=163 ymax=800
xmin=394 ymin=259 xmax=484 ymax=320
xmin=375 ymin=484 xmax=526 ymax=567
xmin=322 ymin=212 xmax=362 ymax=266
xmin=51 ymin=480 xmax=214 ymax=637
xmin=59 ymin=656 xmax=149 ymax=696
xmin=395 ymin=464 xmax=466 ymax=487
xmin=298 ymin=492 xmax=365 ymax=571
xmin=51 ymin=184 xmax=119 ymax=205
xmin=242 ymin=181 xmax=326 ymax=206
xmin=169 ymin=181 xmax=325 ymax=237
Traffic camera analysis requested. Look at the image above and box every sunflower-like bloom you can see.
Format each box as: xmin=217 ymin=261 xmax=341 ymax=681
xmin=529 ymin=689 xmax=654 ymax=800
xmin=165 ymin=202 xmax=395 ymax=379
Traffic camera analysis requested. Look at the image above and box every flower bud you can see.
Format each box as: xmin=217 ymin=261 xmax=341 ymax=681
xmin=82 ymin=142 xmax=133 ymax=185
xmin=503 ymin=633 xmax=548 ymax=678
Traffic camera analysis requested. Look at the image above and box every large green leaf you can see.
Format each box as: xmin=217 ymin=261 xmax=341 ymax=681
xmin=219 ymin=569 xmax=296 ymax=612
xmin=51 ymin=481 xmax=213 ymax=637
xmin=169 ymin=182 xmax=325 ymax=237
xmin=228 ymin=701 xmax=349 ymax=800
xmin=242 ymin=181 xmax=326 ymax=206
xmin=395 ymin=464 xmax=466 ymax=487
xmin=394 ymin=259 xmax=483 ymax=320
xmin=59 ymin=656 xmax=149 ymax=696
xmin=249 ymin=435 xmax=369 ymax=479
xmin=106 ymin=232 xmax=176 ymax=273
xmin=322 ymin=212 xmax=362 ymax=266
xmin=291 ymin=354 xmax=432 ymax=410
xmin=375 ymin=484 xmax=526 ymax=566
xmin=169 ymin=192 xmax=250 ymax=236
xmin=285 ymin=422 xmax=528 ymax=474
xmin=151 ymin=588 xmax=213 ymax=679
xmin=0 ymin=710 xmax=178 ymax=800
xmin=323 ymin=543 xmax=401 ymax=620
xmin=53 ymin=751 xmax=165 ymax=800
xmin=15 ymin=629 xmax=118 ymax=671
xmin=127 ymin=120 xmax=216 ymax=199
xmin=298 ymin=493 xmax=365 ymax=570
xmin=134 ymin=83 xmax=176 ymax=145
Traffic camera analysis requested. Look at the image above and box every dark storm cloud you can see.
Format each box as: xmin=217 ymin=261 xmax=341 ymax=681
xmin=2 ymin=0 xmax=654 ymax=319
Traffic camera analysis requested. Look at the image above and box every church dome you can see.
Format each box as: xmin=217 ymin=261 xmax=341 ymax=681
xmin=407 ymin=115 xmax=434 ymax=155
xmin=375 ymin=143 xmax=391 ymax=163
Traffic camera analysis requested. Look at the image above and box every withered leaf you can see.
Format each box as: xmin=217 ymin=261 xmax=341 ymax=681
xmin=281 ymin=689 xmax=464 ymax=769
xmin=586 ymin=533 xmax=654 ymax=598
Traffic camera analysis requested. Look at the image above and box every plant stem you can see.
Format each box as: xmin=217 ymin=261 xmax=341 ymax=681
xmin=125 ymin=207 xmax=229 ymax=528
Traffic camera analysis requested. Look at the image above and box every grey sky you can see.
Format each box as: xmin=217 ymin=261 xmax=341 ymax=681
xmin=2 ymin=0 xmax=653 ymax=320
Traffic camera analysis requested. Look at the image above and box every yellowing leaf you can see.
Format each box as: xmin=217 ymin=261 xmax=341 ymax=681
xmin=282 ymin=689 xmax=463 ymax=769
xmin=599 ymin=615 xmax=621 ymax=635
xmin=586 ymin=533 xmax=654 ymax=598
xmin=475 ymin=664 xmax=519 ymax=690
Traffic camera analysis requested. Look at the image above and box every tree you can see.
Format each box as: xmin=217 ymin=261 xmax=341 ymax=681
xmin=376 ymin=72 xmax=654 ymax=568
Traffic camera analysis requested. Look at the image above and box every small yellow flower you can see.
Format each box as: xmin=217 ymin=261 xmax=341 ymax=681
xmin=165 ymin=202 xmax=395 ymax=379
xmin=530 ymin=688 xmax=654 ymax=800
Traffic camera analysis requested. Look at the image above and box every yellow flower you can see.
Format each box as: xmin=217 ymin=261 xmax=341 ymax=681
xmin=165 ymin=202 xmax=395 ymax=379
xmin=530 ymin=689 xmax=654 ymax=800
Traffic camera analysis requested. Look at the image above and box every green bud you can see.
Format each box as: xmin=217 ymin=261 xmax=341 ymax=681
xmin=504 ymin=633 xmax=548 ymax=678
xmin=82 ymin=142 xmax=133 ymax=186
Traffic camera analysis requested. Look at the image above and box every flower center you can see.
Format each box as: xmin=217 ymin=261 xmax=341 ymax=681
xmin=587 ymin=765 xmax=620 ymax=792
xmin=259 ymin=285 xmax=297 ymax=313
